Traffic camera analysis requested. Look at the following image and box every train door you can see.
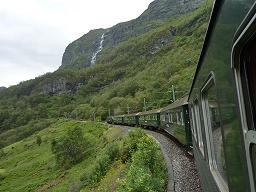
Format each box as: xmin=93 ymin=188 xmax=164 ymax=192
xmin=232 ymin=7 xmax=256 ymax=192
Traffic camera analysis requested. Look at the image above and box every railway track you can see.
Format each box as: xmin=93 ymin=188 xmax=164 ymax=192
xmin=110 ymin=124 xmax=202 ymax=192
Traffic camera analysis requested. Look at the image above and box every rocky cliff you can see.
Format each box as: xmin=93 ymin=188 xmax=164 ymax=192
xmin=60 ymin=0 xmax=203 ymax=69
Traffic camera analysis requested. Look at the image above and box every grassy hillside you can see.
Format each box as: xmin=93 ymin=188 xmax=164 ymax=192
xmin=0 ymin=120 xmax=167 ymax=191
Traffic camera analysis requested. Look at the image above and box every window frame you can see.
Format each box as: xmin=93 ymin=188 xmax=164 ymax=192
xmin=190 ymin=105 xmax=198 ymax=142
xmin=193 ymin=98 xmax=205 ymax=157
xmin=232 ymin=9 xmax=256 ymax=192
xmin=176 ymin=112 xmax=180 ymax=125
xmin=201 ymin=73 xmax=229 ymax=192
xmin=180 ymin=111 xmax=184 ymax=125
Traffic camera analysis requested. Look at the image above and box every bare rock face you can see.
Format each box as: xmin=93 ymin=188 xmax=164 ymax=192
xmin=149 ymin=27 xmax=177 ymax=55
xmin=60 ymin=0 xmax=203 ymax=70
xmin=42 ymin=78 xmax=67 ymax=95
xmin=41 ymin=78 xmax=82 ymax=95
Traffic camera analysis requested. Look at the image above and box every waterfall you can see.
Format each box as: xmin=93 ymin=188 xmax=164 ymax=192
xmin=91 ymin=33 xmax=105 ymax=65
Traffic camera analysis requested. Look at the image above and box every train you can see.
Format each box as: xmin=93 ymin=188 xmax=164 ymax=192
xmin=108 ymin=0 xmax=256 ymax=191
xmin=108 ymin=96 xmax=192 ymax=146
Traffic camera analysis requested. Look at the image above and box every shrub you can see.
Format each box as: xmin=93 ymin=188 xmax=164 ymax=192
xmin=51 ymin=127 xmax=87 ymax=169
xmin=118 ymin=135 xmax=167 ymax=192
xmin=0 ymin=169 xmax=7 ymax=181
xmin=69 ymin=181 xmax=82 ymax=192
xmin=80 ymin=142 xmax=120 ymax=187
xmin=0 ymin=149 xmax=5 ymax=158
xmin=36 ymin=135 xmax=42 ymax=146
xmin=121 ymin=128 xmax=146 ymax=162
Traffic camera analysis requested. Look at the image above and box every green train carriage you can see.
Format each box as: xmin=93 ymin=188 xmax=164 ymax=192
xmin=159 ymin=96 xmax=192 ymax=146
xmin=112 ymin=115 xmax=124 ymax=125
xmin=123 ymin=113 xmax=140 ymax=126
xmin=138 ymin=109 xmax=161 ymax=128
xmin=188 ymin=0 xmax=256 ymax=191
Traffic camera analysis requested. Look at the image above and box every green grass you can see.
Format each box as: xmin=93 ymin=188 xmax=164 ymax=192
xmin=0 ymin=121 xmax=168 ymax=192
xmin=0 ymin=120 xmax=109 ymax=192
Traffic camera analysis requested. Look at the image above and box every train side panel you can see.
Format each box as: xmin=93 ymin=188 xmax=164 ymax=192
xmin=188 ymin=0 xmax=254 ymax=191
xmin=138 ymin=113 xmax=160 ymax=128
xmin=160 ymin=104 xmax=191 ymax=146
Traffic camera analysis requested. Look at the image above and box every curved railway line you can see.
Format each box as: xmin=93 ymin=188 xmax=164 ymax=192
xmin=111 ymin=124 xmax=202 ymax=192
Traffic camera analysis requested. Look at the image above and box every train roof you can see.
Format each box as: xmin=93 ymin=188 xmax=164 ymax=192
xmin=160 ymin=95 xmax=188 ymax=112
xmin=139 ymin=108 xmax=161 ymax=115
xmin=124 ymin=112 xmax=141 ymax=117
xmin=188 ymin=1 xmax=218 ymax=101
xmin=112 ymin=114 xmax=125 ymax=118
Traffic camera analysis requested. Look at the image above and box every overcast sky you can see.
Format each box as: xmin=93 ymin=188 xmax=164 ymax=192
xmin=0 ymin=0 xmax=153 ymax=87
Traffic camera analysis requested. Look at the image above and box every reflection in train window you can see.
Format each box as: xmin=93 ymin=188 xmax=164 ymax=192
xmin=241 ymin=40 xmax=256 ymax=130
xmin=181 ymin=111 xmax=184 ymax=125
xmin=194 ymin=100 xmax=204 ymax=156
xmin=202 ymin=80 xmax=228 ymax=190
xmin=176 ymin=113 xmax=180 ymax=124
xmin=166 ymin=113 xmax=170 ymax=122
xmin=190 ymin=106 xmax=198 ymax=142
xmin=250 ymin=144 xmax=256 ymax=186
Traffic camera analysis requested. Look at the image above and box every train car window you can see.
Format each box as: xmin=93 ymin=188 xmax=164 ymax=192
xmin=235 ymin=34 xmax=256 ymax=191
xmin=194 ymin=100 xmax=204 ymax=156
xmin=166 ymin=113 xmax=169 ymax=122
xmin=250 ymin=143 xmax=256 ymax=187
xmin=201 ymin=78 xmax=228 ymax=191
xmin=181 ymin=111 xmax=184 ymax=125
xmin=161 ymin=114 xmax=165 ymax=121
xmin=176 ymin=112 xmax=180 ymax=124
xmin=240 ymin=38 xmax=256 ymax=131
xmin=190 ymin=106 xmax=198 ymax=142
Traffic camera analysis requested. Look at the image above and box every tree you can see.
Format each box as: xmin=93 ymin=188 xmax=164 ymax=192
xmin=51 ymin=127 xmax=86 ymax=169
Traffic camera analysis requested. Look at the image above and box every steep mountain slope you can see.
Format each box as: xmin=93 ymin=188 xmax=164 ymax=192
xmin=0 ymin=0 xmax=213 ymax=147
xmin=61 ymin=0 xmax=204 ymax=69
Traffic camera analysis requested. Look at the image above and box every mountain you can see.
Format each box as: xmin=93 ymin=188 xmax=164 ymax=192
xmin=60 ymin=0 xmax=204 ymax=69
xmin=0 ymin=87 xmax=6 ymax=92
xmin=0 ymin=0 xmax=213 ymax=147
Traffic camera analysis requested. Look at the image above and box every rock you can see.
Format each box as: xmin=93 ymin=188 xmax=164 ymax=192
xmin=41 ymin=78 xmax=83 ymax=95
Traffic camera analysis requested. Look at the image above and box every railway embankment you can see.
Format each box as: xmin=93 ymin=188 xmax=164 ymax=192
xmin=111 ymin=124 xmax=202 ymax=192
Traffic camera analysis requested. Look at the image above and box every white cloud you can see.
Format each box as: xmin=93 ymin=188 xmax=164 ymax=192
xmin=0 ymin=0 xmax=153 ymax=87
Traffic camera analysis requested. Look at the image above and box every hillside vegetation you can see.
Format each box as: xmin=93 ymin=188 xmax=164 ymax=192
xmin=0 ymin=0 xmax=214 ymax=191
xmin=0 ymin=120 xmax=167 ymax=192
xmin=0 ymin=1 xmax=212 ymax=142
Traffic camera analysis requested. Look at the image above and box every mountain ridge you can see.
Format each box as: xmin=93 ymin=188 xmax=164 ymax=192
xmin=60 ymin=0 xmax=204 ymax=69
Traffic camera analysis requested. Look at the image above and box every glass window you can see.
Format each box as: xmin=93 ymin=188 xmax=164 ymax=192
xmin=240 ymin=41 xmax=256 ymax=131
xmin=161 ymin=114 xmax=165 ymax=121
xmin=166 ymin=113 xmax=169 ymax=122
xmin=194 ymin=100 xmax=204 ymax=156
xmin=190 ymin=106 xmax=198 ymax=142
xmin=180 ymin=111 xmax=184 ymax=125
xmin=251 ymin=144 xmax=256 ymax=185
xmin=176 ymin=113 xmax=180 ymax=124
xmin=202 ymin=80 xmax=228 ymax=189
